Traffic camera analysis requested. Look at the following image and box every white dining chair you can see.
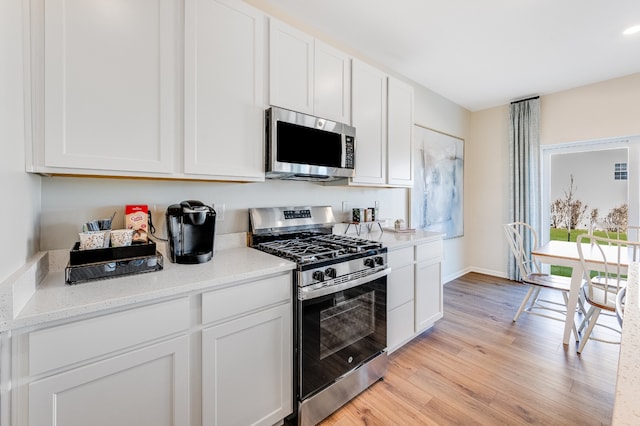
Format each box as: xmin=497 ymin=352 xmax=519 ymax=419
xmin=503 ymin=222 xmax=581 ymax=338
xmin=575 ymin=233 xmax=640 ymax=353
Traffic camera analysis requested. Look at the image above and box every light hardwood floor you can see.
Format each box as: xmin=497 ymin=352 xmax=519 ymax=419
xmin=320 ymin=272 xmax=619 ymax=426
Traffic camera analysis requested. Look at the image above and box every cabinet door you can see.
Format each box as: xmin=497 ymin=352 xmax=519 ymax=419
xmin=184 ymin=0 xmax=266 ymax=180
xmin=314 ymin=41 xmax=351 ymax=124
xmin=387 ymin=262 xmax=414 ymax=311
xmin=28 ymin=336 xmax=189 ymax=426
xmin=415 ymin=260 xmax=443 ymax=332
xmin=351 ymin=59 xmax=387 ymax=185
xmin=269 ymin=19 xmax=314 ymax=114
xmin=387 ymin=77 xmax=414 ymax=187
xmin=202 ymin=303 xmax=292 ymax=426
xmin=41 ymin=0 xmax=176 ymax=173
xmin=387 ymin=262 xmax=415 ymax=352
xmin=388 ymin=301 xmax=415 ymax=353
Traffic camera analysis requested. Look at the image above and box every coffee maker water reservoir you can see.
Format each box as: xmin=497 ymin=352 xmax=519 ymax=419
xmin=166 ymin=200 xmax=216 ymax=264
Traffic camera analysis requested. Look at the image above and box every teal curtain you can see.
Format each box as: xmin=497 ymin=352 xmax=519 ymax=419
xmin=508 ymin=97 xmax=540 ymax=280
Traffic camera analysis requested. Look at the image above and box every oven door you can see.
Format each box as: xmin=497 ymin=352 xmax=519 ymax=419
xmin=298 ymin=274 xmax=387 ymax=400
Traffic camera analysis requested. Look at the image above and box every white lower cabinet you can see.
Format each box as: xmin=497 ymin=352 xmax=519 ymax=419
xmin=386 ymin=237 xmax=443 ymax=353
xmin=28 ymin=336 xmax=189 ymax=426
xmin=202 ymin=304 xmax=292 ymax=426
xmin=11 ymin=273 xmax=294 ymax=426
xmin=201 ymin=274 xmax=293 ymax=426
xmin=13 ymin=297 xmax=191 ymax=426
xmin=415 ymin=240 xmax=444 ymax=333
xmin=387 ymin=246 xmax=415 ymax=352
xmin=415 ymin=260 xmax=443 ymax=332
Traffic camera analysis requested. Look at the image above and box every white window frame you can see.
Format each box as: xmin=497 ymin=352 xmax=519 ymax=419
xmin=540 ymin=135 xmax=640 ymax=246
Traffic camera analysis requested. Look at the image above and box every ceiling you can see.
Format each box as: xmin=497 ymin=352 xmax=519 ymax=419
xmin=256 ymin=0 xmax=640 ymax=111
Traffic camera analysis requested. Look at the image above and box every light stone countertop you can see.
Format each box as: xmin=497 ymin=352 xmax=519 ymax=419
xmin=612 ymin=262 xmax=640 ymax=425
xmin=343 ymin=227 xmax=445 ymax=250
xmin=0 ymin=229 xmax=443 ymax=333
xmin=1 ymin=234 xmax=295 ymax=332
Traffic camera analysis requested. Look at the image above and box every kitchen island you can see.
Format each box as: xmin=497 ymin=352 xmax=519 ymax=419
xmin=612 ymin=262 xmax=640 ymax=425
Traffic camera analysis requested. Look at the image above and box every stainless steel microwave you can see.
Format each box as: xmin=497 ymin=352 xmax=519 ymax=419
xmin=265 ymin=106 xmax=356 ymax=181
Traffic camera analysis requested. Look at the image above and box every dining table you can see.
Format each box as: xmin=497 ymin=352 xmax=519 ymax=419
xmin=531 ymin=239 xmax=631 ymax=346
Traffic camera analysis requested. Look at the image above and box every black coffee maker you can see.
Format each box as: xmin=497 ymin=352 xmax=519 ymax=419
xmin=166 ymin=200 xmax=216 ymax=264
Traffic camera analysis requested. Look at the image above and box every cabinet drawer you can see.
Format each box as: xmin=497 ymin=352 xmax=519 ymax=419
xmin=387 ymin=264 xmax=414 ymax=310
xmin=415 ymin=240 xmax=443 ymax=263
xmin=202 ymin=273 xmax=291 ymax=325
xmin=388 ymin=246 xmax=413 ymax=269
xmin=29 ymin=297 xmax=190 ymax=376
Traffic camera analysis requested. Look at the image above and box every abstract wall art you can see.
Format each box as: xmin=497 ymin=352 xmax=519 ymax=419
xmin=411 ymin=126 xmax=464 ymax=239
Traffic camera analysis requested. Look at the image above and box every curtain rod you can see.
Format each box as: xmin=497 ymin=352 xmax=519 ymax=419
xmin=510 ymin=95 xmax=539 ymax=104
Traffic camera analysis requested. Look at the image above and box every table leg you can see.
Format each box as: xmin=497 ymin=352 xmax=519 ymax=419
xmin=563 ymin=265 xmax=584 ymax=345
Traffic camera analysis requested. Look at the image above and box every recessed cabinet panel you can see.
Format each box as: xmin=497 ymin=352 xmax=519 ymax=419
xmin=202 ymin=274 xmax=291 ymax=325
xmin=202 ymin=304 xmax=292 ymax=426
xmin=29 ymin=336 xmax=189 ymax=426
xmin=184 ymin=0 xmax=265 ymax=180
xmin=415 ymin=239 xmax=444 ymax=263
xmin=388 ymin=301 xmax=415 ymax=352
xmin=269 ymin=19 xmax=314 ymax=114
xmin=43 ymin=0 xmax=176 ymax=173
xmin=415 ymin=260 xmax=443 ymax=332
xmin=388 ymin=263 xmax=414 ymax=310
xmin=387 ymin=77 xmax=414 ymax=186
xmin=29 ymin=297 xmax=189 ymax=376
xmin=314 ymin=41 xmax=351 ymax=124
xmin=388 ymin=246 xmax=413 ymax=269
xmin=351 ymin=59 xmax=387 ymax=185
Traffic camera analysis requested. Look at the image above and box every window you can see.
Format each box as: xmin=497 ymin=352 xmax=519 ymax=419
xmin=615 ymin=162 xmax=628 ymax=180
xmin=541 ymin=137 xmax=639 ymax=247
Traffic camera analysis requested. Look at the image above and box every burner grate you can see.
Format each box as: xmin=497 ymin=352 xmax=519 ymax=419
xmin=257 ymin=238 xmax=348 ymax=264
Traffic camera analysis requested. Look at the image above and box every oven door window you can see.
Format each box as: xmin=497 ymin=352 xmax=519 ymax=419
xmin=300 ymin=277 xmax=386 ymax=399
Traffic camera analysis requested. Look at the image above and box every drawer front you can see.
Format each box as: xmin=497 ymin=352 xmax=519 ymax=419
xmin=202 ymin=273 xmax=291 ymax=325
xmin=387 ymin=264 xmax=414 ymax=310
xmin=29 ymin=297 xmax=190 ymax=376
xmin=415 ymin=240 xmax=443 ymax=263
xmin=388 ymin=246 xmax=413 ymax=269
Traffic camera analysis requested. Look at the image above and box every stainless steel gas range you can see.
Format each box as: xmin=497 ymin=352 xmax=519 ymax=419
xmin=249 ymin=206 xmax=390 ymax=426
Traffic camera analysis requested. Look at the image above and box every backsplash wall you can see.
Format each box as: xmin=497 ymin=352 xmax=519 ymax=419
xmin=40 ymin=176 xmax=408 ymax=251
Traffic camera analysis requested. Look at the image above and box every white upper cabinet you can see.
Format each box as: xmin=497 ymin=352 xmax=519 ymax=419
xmin=387 ymin=77 xmax=414 ymax=187
xmin=313 ymin=41 xmax=351 ymax=124
xmin=269 ymin=20 xmax=351 ymax=124
xmin=348 ymin=61 xmax=414 ymax=188
xmin=35 ymin=0 xmax=178 ymax=174
xmin=350 ymin=58 xmax=387 ymax=185
xmin=183 ymin=0 xmax=266 ymax=181
xmin=269 ymin=20 xmax=314 ymax=115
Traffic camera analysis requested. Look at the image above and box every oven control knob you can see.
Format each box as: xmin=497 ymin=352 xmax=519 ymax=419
xmin=374 ymin=256 xmax=384 ymax=265
xmin=312 ymin=270 xmax=325 ymax=281
xmin=325 ymin=267 xmax=337 ymax=278
xmin=364 ymin=258 xmax=375 ymax=268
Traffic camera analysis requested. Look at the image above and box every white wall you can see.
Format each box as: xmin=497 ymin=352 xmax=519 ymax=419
xmin=466 ymin=105 xmax=510 ymax=277
xmin=540 ymin=73 xmax=640 ymax=145
xmin=0 ymin=0 xmax=41 ymax=282
xmin=467 ymin=73 xmax=640 ymax=278
xmin=40 ymin=177 xmax=408 ymax=250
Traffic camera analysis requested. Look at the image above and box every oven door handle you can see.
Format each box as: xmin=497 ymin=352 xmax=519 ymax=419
xmin=299 ymin=267 xmax=391 ymax=300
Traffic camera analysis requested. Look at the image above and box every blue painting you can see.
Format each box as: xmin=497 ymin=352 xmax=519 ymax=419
xmin=411 ymin=126 xmax=464 ymax=239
